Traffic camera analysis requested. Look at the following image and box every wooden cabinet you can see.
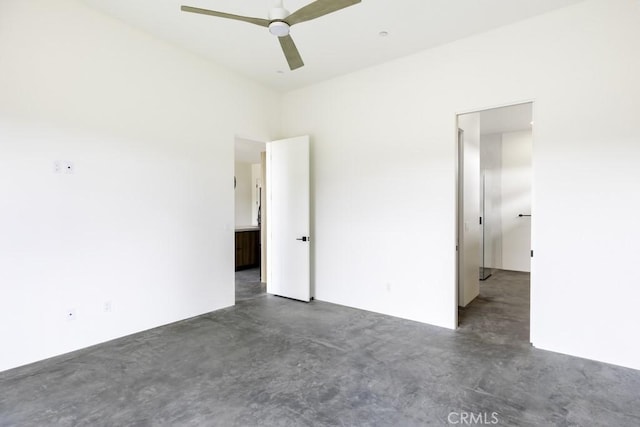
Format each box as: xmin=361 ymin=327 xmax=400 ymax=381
xmin=235 ymin=229 xmax=260 ymax=271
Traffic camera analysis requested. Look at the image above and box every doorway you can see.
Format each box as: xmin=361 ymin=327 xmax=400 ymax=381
xmin=233 ymin=135 xmax=312 ymax=304
xmin=456 ymin=102 xmax=533 ymax=342
xmin=234 ymin=137 xmax=266 ymax=302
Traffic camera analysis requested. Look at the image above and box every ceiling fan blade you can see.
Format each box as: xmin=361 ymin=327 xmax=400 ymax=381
xmin=181 ymin=5 xmax=270 ymax=27
xmin=278 ymin=35 xmax=304 ymax=70
xmin=285 ymin=0 xmax=361 ymax=26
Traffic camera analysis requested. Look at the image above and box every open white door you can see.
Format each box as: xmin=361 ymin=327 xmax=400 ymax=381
xmin=458 ymin=113 xmax=481 ymax=308
xmin=266 ymin=135 xmax=310 ymax=302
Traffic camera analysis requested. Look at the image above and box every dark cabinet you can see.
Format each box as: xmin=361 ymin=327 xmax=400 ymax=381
xmin=235 ymin=229 xmax=260 ymax=271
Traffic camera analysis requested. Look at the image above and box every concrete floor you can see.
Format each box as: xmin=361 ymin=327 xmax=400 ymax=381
xmin=235 ymin=267 xmax=266 ymax=303
xmin=459 ymin=269 xmax=530 ymax=346
xmin=1 ymin=269 xmax=639 ymax=426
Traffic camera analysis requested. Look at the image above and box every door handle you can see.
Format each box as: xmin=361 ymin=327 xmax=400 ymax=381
xmin=296 ymin=236 xmax=310 ymax=242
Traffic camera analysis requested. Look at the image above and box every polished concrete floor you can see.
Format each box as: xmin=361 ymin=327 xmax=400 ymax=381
xmin=1 ymin=270 xmax=639 ymax=426
xmin=235 ymin=267 xmax=266 ymax=303
xmin=459 ymin=269 xmax=531 ymax=346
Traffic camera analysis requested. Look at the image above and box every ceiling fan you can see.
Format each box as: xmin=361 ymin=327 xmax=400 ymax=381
xmin=181 ymin=0 xmax=362 ymax=71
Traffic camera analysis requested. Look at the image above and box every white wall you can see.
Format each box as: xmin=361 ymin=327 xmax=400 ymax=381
xmin=234 ymin=161 xmax=261 ymax=227
xmin=234 ymin=162 xmax=253 ymax=226
xmin=251 ymin=163 xmax=262 ymax=226
xmin=501 ymin=131 xmax=532 ymax=272
xmin=0 ymin=0 xmax=280 ymax=372
xmin=481 ymin=130 xmax=532 ymax=272
xmin=282 ymin=0 xmax=640 ymax=370
xmin=458 ymin=114 xmax=480 ymax=307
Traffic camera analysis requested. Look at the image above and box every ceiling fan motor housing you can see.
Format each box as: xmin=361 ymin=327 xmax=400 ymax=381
xmin=268 ymin=7 xmax=290 ymax=36
xmin=269 ymin=21 xmax=290 ymax=37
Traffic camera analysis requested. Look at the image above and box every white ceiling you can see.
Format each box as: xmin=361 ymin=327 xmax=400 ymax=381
xmin=235 ymin=137 xmax=265 ymax=163
xmin=479 ymin=102 xmax=533 ymax=136
xmin=83 ymin=0 xmax=586 ymax=92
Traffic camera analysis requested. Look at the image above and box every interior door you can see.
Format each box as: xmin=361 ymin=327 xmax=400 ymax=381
xmin=457 ymin=113 xmax=481 ymax=308
xmin=266 ymin=135 xmax=310 ymax=302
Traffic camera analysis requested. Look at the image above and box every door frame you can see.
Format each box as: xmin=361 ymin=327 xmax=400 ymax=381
xmin=454 ymin=100 xmax=535 ymax=331
xmin=455 ymin=128 xmax=463 ymax=324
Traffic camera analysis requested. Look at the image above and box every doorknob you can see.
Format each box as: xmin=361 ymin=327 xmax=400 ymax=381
xmin=296 ymin=236 xmax=310 ymax=242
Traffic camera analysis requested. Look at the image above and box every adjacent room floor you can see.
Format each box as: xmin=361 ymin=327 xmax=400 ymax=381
xmin=235 ymin=267 xmax=265 ymax=303
xmin=1 ymin=270 xmax=639 ymax=426
xmin=458 ymin=269 xmax=530 ymax=345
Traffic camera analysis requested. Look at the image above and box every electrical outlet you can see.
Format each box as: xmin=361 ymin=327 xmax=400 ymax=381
xmin=104 ymin=301 xmax=112 ymax=313
xmin=67 ymin=308 xmax=77 ymax=321
xmin=54 ymin=160 xmax=74 ymax=174
xmin=63 ymin=161 xmax=74 ymax=174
